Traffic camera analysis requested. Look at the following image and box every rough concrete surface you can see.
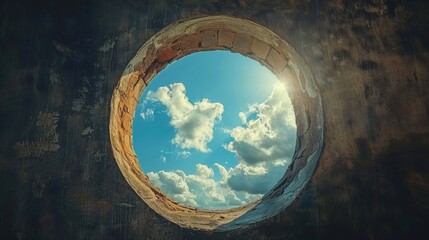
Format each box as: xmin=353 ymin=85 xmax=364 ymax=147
xmin=1 ymin=0 xmax=429 ymax=239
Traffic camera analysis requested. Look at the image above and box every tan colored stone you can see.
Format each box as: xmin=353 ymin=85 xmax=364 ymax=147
xmin=126 ymin=73 xmax=140 ymax=90
xmin=172 ymin=33 xmax=201 ymax=52
xmin=251 ymin=38 xmax=270 ymax=60
xmin=141 ymin=44 xmax=156 ymax=70
xmin=132 ymin=78 xmax=146 ymax=102
xmin=122 ymin=133 xmax=134 ymax=157
xmin=128 ymin=97 xmax=138 ymax=116
xmin=121 ymin=111 xmax=133 ymax=134
xmin=201 ymin=30 xmax=218 ymax=48
xmin=232 ymin=33 xmax=252 ymax=52
xmin=267 ymin=48 xmax=287 ymax=72
xmin=218 ymin=30 xmax=235 ymax=48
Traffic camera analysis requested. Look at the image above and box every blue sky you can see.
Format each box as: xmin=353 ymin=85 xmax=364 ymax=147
xmin=132 ymin=51 xmax=296 ymax=209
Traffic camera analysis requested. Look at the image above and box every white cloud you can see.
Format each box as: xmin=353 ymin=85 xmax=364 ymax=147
xmin=196 ymin=163 xmax=214 ymax=178
xmin=147 ymin=83 xmax=224 ymax=152
xmin=225 ymin=83 xmax=296 ymax=166
xmin=177 ymin=150 xmax=191 ymax=158
xmin=226 ymin=161 xmax=286 ymax=194
xmin=147 ymin=163 xmax=261 ymax=210
xmin=147 ymin=170 xmax=198 ymax=206
xmin=140 ymin=108 xmax=154 ymax=120
xmin=144 ymin=83 xmax=297 ymax=208
xmin=214 ymin=163 xmax=228 ymax=180
xmin=218 ymin=83 xmax=297 ymax=194
xmin=216 ymin=160 xmax=288 ymax=195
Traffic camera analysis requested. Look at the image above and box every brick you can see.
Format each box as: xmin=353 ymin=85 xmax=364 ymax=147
xmin=201 ymin=30 xmax=218 ymax=48
xmin=251 ymin=38 xmax=270 ymax=60
xmin=267 ymin=48 xmax=287 ymax=72
xmin=218 ymin=30 xmax=235 ymax=48
xmin=232 ymin=33 xmax=252 ymax=52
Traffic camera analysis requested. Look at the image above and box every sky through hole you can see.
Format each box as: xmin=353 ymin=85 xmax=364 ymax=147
xmin=132 ymin=51 xmax=296 ymax=210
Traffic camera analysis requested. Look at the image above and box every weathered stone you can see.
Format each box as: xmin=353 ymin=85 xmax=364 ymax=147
xmin=232 ymin=33 xmax=252 ymax=52
xmin=172 ymin=33 xmax=201 ymax=52
xmin=121 ymin=111 xmax=133 ymax=134
xmin=141 ymin=44 xmax=157 ymax=70
xmin=267 ymin=48 xmax=287 ymax=72
xmin=156 ymin=47 xmax=178 ymax=63
xmin=132 ymin=78 xmax=146 ymax=102
xmin=201 ymin=30 xmax=218 ymax=48
xmin=218 ymin=30 xmax=235 ymax=48
xmin=251 ymin=38 xmax=270 ymax=59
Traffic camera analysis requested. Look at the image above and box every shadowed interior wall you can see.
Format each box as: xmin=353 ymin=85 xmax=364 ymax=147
xmin=0 ymin=0 xmax=429 ymax=239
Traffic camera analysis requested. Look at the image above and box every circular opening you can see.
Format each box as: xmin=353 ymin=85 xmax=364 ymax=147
xmin=110 ymin=16 xmax=324 ymax=231
xmin=132 ymin=50 xmax=297 ymax=210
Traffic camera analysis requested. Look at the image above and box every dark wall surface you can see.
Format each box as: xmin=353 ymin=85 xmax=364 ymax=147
xmin=1 ymin=0 xmax=429 ymax=239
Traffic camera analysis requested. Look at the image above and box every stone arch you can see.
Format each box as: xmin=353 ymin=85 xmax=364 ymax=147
xmin=109 ymin=16 xmax=324 ymax=231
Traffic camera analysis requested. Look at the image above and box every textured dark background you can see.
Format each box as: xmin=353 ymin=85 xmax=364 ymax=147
xmin=1 ymin=0 xmax=429 ymax=239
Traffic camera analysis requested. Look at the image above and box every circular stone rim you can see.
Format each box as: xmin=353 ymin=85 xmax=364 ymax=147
xmin=109 ymin=15 xmax=324 ymax=231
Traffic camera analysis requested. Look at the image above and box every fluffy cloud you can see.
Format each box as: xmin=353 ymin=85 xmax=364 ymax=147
xmin=145 ymin=83 xmax=297 ymax=208
xmin=226 ymin=83 xmax=296 ymax=166
xmin=222 ymin=83 xmax=296 ymax=194
xmin=147 ymin=170 xmax=198 ymax=206
xmin=147 ymin=161 xmax=288 ymax=208
xmin=226 ymin=161 xmax=287 ymax=194
xmin=147 ymin=163 xmax=261 ymax=209
xmin=214 ymin=160 xmax=288 ymax=195
xmin=146 ymin=83 xmax=224 ymax=152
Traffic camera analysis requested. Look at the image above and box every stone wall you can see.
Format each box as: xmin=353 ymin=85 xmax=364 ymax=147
xmin=0 ymin=0 xmax=428 ymax=239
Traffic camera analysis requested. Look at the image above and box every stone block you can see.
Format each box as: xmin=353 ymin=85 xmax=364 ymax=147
xmin=201 ymin=30 xmax=218 ymax=48
xmin=156 ymin=47 xmax=178 ymax=63
xmin=251 ymin=38 xmax=270 ymax=60
xmin=172 ymin=33 xmax=201 ymax=52
xmin=218 ymin=30 xmax=235 ymax=48
xmin=232 ymin=33 xmax=252 ymax=53
xmin=267 ymin=48 xmax=287 ymax=72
